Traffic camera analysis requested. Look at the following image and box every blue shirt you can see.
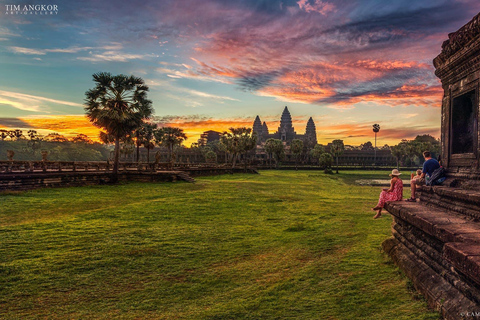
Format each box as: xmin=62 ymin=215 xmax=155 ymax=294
xmin=423 ymin=158 xmax=440 ymax=177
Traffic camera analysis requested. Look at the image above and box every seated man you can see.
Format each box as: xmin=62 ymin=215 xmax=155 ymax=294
xmin=406 ymin=151 xmax=440 ymax=202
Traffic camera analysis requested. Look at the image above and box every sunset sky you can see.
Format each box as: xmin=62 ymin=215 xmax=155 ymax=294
xmin=1 ymin=0 xmax=479 ymax=146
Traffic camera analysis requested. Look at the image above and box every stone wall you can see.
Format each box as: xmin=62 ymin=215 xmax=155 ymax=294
xmin=434 ymin=12 xmax=480 ymax=174
xmin=0 ymin=167 xmax=258 ymax=192
xmin=384 ymin=186 xmax=480 ymax=319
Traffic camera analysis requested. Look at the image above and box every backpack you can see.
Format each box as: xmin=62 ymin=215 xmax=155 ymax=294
xmin=426 ymin=167 xmax=446 ymax=186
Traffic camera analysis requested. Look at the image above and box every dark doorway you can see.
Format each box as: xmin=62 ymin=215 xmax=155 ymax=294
xmin=451 ymin=90 xmax=476 ymax=154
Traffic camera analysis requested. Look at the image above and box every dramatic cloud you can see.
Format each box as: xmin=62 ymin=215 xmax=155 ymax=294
xmin=21 ymin=116 xmax=102 ymax=140
xmin=0 ymin=90 xmax=83 ymax=112
xmin=0 ymin=118 xmax=31 ymax=129
xmin=77 ymin=52 xmax=157 ymax=62
xmin=0 ymin=116 xmax=101 ymax=140
xmin=2 ymin=0 xmax=479 ymax=145
xmin=297 ymin=0 xmax=335 ymax=15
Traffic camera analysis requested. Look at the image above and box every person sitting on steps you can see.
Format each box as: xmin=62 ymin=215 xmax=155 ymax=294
xmin=406 ymin=151 xmax=440 ymax=202
xmin=372 ymin=169 xmax=403 ymax=219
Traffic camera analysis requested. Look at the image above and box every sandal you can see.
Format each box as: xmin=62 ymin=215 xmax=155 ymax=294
xmin=405 ymin=198 xmax=416 ymax=202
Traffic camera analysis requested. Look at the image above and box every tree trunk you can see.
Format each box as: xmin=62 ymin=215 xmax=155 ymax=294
xmin=136 ymin=143 xmax=140 ymax=163
xmin=232 ymin=153 xmax=237 ymax=168
xmin=336 ymin=156 xmax=339 ymax=174
xmin=244 ymin=152 xmax=247 ymax=172
xmin=147 ymin=148 xmax=150 ymax=163
xmin=112 ymin=137 xmax=120 ymax=183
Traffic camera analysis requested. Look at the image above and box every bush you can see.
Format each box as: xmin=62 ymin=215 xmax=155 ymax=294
xmin=319 ymin=153 xmax=334 ymax=169
xmin=324 ymin=168 xmax=333 ymax=174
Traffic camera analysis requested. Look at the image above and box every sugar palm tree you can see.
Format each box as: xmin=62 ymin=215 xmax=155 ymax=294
xmin=330 ymin=139 xmax=344 ymax=174
xmin=221 ymin=127 xmax=257 ymax=168
xmin=290 ymin=139 xmax=304 ymax=170
xmin=85 ymin=72 xmax=153 ymax=181
xmin=134 ymin=122 xmax=157 ymax=162
xmin=155 ymin=127 xmax=187 ymax=165
xmin=373 ymin=124 xmax=380 ymax=164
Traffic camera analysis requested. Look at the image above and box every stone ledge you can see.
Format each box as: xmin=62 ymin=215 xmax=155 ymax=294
xmin=418 ymin=189 xmax=480 ymax=221
xmin=385 ymin=202 xmax=480 ymax=244
xmin=383 ymin=238 xmax=480 ymax=320
xmin=421 ymin=186 xmax=480 ymax=206
xmin=444 ymin=242 xmax=480 ymax=287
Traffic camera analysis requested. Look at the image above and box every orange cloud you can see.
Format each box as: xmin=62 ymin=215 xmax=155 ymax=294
xmin=19 ymin=115 xmax=102 ymax=141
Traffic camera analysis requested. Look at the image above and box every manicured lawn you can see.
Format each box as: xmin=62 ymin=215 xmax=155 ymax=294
xmin=0 ymin=170 xmax=439 ymax=319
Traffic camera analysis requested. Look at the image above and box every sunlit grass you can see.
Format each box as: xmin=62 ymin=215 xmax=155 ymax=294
xmin=0 ymin=170 xmax=438 ymax=319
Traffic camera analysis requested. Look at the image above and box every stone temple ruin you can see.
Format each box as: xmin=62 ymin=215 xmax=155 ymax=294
xmin=383 ymin=12 xmax=480 ymax=319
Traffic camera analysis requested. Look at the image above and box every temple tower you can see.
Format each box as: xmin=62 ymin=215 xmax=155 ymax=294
xmin=253 ymin=116 xmax=263 ymax=136
xmin=262 ymin=122 xmax=269 ymax=141
xmin=277 ymin=106 xmax=296 ymax=142
xmin=304 ymin=117 xmax=317 ymax=147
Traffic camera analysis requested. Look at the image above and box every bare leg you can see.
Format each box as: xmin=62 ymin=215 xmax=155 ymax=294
xmin=410 ymin=181 xmax=416 ymax=199
xmin=373 ymin=208 xmax=382 ymax=219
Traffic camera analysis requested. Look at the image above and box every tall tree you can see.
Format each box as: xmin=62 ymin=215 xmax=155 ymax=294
xmin=330 ymin=139 xmax=344 ymax=174
xmin=9 ymin=129 xmax=23 ymax=140
xmin=45 ymin=133 xmax=68 ymax=143
xmin=390 ymin=144 xmax=405 ymax=170
xmin=372 ymin=124 xmax=380 ymax=164
xmin=0 ymin=130 xmax=8 ymax=141
xmin=134 ymin=122 xmax=156 ymax=162
xmin=27 ymin=130 xmax=42 ymax=155
xmin=310 ymin=144 xmax=325 ymax=166
xmin=155 ymin=127 xmax=187 ymax=165
xmin=71 ymin=134 xmax=93 ymax=144
xmin=264 ymin=138 xmax=284 ymax=168
xmin=221 ymin=127 xmax=257 ymax=168
xmin=85 ymin=72 xmax=153 ymax=181
xmin=290 ymin=139 xmax=303 ymax=170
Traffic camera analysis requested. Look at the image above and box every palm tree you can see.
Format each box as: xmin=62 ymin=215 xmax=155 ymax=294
xmin=330 ymin=139 xmax=344 ymax=174
xmin=85 ymin=72 xmax=153 ymax=182
xmin=221 ymin=127 xmax=257 ymax=168
xmin=290 ymin=139 xmax=303 ymax=170
xmin=264 ymin=138 xmax=284 ymax=168
xmin=373 ymin=124 xmax=380 ymax=165
xmin=390 ymin=144 xmax=404 ymax=170
xmin=134 ymin=122 xmax=157 ymax=162
xmin=155 ymin=127 xmax=187 ymax=165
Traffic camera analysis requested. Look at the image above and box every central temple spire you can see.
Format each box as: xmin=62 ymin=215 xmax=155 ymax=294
xmin=279 ymin=106 xmax=293 ymax=130
xmin=277 ymin=106 xmax=296 ymax=142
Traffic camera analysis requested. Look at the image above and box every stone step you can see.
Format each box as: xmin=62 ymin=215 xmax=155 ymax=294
xmin=420 ymin=185 xmax=480 ymax=206
xmin=176 ymin=171 xmax=196 ymax=183
xmin=444 ymin=242 xmax=480 ymax=287
xmin=418 ymin=186 xmax=480 ymax=220
xmin=385 ymin=201 xmax=480 ymax=244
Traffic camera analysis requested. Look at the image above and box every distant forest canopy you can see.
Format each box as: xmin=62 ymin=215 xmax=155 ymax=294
xmin=0 ymin=130 xmax=110 ymax=161
xmin=0 ymin=128 xmax=440 ymax=163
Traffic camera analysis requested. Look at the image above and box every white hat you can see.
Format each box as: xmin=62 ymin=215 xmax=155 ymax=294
xmin=389 ymin=169 xmax=402 ymax=176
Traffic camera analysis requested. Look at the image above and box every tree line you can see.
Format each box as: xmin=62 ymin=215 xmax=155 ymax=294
xmin=2 ymin=72 xmax=441 ymax=178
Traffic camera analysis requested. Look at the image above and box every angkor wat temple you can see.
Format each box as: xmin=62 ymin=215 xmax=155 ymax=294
xmin=252 ymin=106 xmax=317 ymax=147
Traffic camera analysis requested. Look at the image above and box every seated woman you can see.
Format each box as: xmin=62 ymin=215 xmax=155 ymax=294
xmin=372 ymin=169 xmax=403 ymax=219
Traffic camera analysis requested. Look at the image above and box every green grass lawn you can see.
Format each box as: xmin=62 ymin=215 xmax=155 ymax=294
xmin=0 ymin=170 xmax=439 ymax=319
